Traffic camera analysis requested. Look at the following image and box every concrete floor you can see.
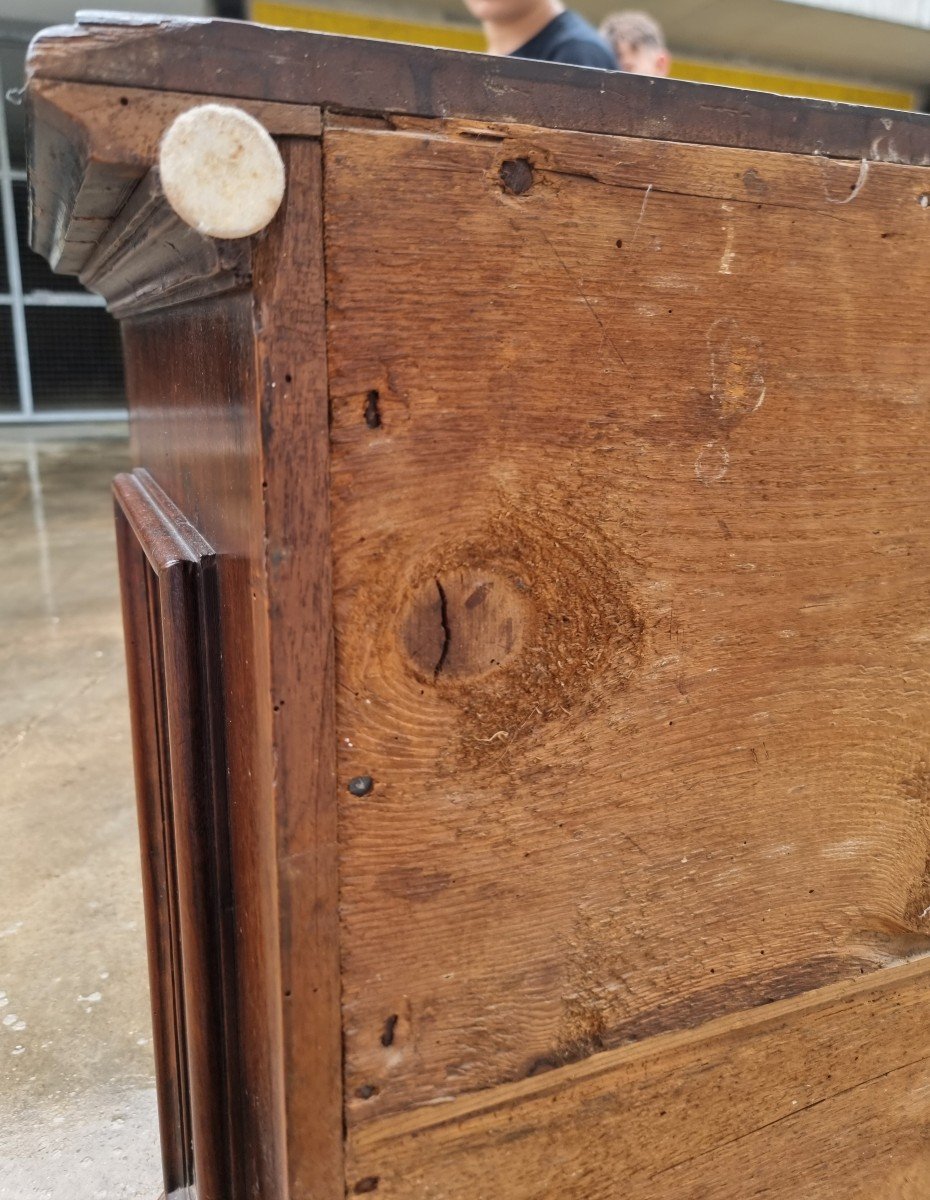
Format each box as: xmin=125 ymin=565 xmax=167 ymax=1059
xmin=0 ymin=428 xmax=162 ymax=1199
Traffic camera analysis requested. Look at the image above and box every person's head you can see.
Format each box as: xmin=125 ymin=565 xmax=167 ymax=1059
xmin=599 ymin=11 xmax=669 ymax=75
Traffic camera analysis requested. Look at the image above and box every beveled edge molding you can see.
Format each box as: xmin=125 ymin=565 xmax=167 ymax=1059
xmin=79 ymin=167 xmax=251 ymax=319
xmin=113 ymin=468 xmax=239 ymax=1199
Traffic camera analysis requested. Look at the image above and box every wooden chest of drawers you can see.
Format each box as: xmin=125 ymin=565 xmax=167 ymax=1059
xmin=27 ymin=14 xmax=930 ymax=1198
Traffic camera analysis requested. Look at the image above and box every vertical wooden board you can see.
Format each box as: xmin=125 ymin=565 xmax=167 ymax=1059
xmin=113 ymin=505 xmax=191 ymax=1195
xmin=251 ymin=137 xmax=344 ymax=1200
xmin=322 ymin=120 xmax=930 ymax=1124
xmin=122 ymin=297 xmax=287 ymax=1199
xmin=120 ymin=137 xmax=342 ymax=1200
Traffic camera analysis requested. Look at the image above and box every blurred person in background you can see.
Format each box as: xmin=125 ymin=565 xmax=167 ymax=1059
xmin=463 ymin=0 xmax=618 ymax=69
xmin=600 ymin=10 xmax=670 ymax=75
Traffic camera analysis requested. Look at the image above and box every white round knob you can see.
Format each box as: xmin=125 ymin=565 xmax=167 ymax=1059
xmin=158 ymin=104 xmax=286 ymax=239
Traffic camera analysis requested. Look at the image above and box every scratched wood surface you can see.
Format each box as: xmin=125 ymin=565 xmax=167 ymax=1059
xmin=26 ymin=29 xmax=930 ymax=1193
xmin=347 ymin=957 xmax=930 ymax=1198
xmin=323 ymin=118 xmax=930 ymax=1149
xmin=251 ymin=137 xmax=344 ymax=1200
xmin=26 ymin=14 xmax=930 ymax=167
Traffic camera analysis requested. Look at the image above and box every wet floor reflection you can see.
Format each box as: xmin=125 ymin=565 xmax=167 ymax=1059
xmin=0 ymin=426 xmax=162 ymax=1199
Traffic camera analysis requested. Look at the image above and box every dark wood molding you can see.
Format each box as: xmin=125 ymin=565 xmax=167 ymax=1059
xmin=113 ymin=469 xmax=240 ymax=1200
xmin=81 ymin=169 xmax=250 ymax=318
xmin=28 ymin=12 xmax=930 ymax=167
xmin=27 ymin=77 xmax=320 ymax=282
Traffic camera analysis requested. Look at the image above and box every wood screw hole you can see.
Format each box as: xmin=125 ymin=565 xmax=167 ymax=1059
xmin=364 ymin=389 xmax=382 ymax=429
xmin=354 ymin=1178 xmax=380 ymax=1194
xmin=499 ymin=158 xmax=534 ymax=196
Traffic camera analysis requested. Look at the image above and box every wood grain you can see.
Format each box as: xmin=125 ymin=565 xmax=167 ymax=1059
xmin=323 ymin=119 xmax=930 ymax=1125
xmin=113 ymin=470 xmax=237 ymax=1200
xmin=25 ymin=32 xmax=930 ymax=1196
xmin=347 ymin=957 xmax=930 ymax=1199
xmin=113 ymin=495 xmax=191 ymax=1195
xmin=122 ymin=295 xmax=288 ymax=1200
xmin=25 ymin=14 xmax=930 ymax=167
xmin=251 ymin=137 xmax=344 ymax=1200
xmin=80 ymin=169 xmax=250 ymax=318
xmin=119 ymin=139 xmax=343 ymax=1200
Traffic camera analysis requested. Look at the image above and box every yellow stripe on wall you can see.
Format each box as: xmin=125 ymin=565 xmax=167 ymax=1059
xmin=670 ymin=57 xmax=913 ymax=112
xmin=250 ymin=1 xmax=915 ymax=111
xmin=251 ymin=1 xmax=485 ymax=51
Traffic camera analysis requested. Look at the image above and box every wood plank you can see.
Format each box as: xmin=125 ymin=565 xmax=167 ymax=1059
xmin=122 ymin=294 xmax=289 ymax=1200
xmin=32 ymin=78 xmax=322 ymax=165
xmin=26 ymin=14 xmax=930 ymax=166
xmin=251 ymin=137 xmax=344 ymax=1200
xmin=347 ymin=957 xmax=930 ymax=1198
xmin=112 ymin=499 xmax=190 ymax=1194
xmin=322 ymin=119 xmax=930 ymax=1122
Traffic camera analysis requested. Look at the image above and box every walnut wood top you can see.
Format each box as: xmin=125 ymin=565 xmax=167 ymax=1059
xmin=28 ymin=10 xmax=930 ymax=166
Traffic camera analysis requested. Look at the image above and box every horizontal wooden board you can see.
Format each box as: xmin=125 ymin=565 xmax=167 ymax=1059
xmin=26 ymin=14 xmax=930 ymax=165
xmin=347 ymin=957 xmax=930 ymax=1198
xmin=323 ymin=119 xmax=930 ymax=1124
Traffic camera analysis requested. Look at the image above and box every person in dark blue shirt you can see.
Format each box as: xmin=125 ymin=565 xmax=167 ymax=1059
xmin=462 ymin=0 xmax=618 ymax=70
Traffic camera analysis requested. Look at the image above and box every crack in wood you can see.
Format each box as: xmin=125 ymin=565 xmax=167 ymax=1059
xmin=433 ymin=578 xmax=451 ymax=678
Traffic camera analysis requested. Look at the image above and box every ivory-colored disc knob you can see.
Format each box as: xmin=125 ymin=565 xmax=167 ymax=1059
xmin=159 ymin=104 xmax=286 ymax=239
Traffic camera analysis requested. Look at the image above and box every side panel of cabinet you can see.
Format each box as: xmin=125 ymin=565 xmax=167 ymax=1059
xmin=321 ymin=117 xmax=930 ymax=1194
xmin=119 ymin=135 xmax=341 ymax=1200
xmin=120 ymin=292 xmax=289 ymax=1200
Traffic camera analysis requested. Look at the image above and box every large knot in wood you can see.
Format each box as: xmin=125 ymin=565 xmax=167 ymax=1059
xmin=158 ymin=103 xmax=286 ymax=239
xmin=402 ymin=570 xmax=527 ymax=682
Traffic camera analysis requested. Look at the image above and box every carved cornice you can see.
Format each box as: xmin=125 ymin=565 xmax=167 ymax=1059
xmin=27 ymin=78 xmax=320 ymax=316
